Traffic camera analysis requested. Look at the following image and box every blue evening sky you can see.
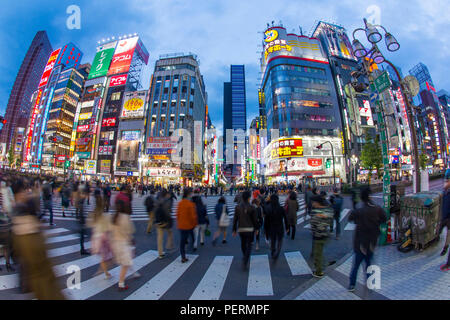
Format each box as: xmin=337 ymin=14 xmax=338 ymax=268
xmin=0 ymin=0 xmax=449 ymax=135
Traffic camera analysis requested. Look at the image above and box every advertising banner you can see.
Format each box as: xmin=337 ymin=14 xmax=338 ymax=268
xmin=120 ymin=91 xmax=146 ymax=119
xmin=85 ymin=160 xmax=97 ymax=174
xmin=88 ymin=42 xmax=116 ymax=79
xmin=110 ymin=74 xmax=128 ymax=87
xmin=100 ymin=160 xmax=111 ymax=174
xmin=76 ymin=138 xmax=90 ymax=145
xmin=135 ymin=38 xmax=149 ymax=64
xmin=147 ymin=167 xmax=181 ymax=177
xmin=108 ymin=37 xmax=139 ymax=76
xmin=146 ymin=137 xmax=178 ymax=156
xmin=78 ymin=113 xmax=92 ymax=120
xmin=77 ymin=124 xmax=90 ymax=132
xmin=102 ymin=117 xmax=116 ymax=127
xmin=359 ymin=100 xmax=374 ymax=126
xmin=76 ymin=152 xmax=90 ymax=159
xmin=25 ymin=89 xmax=43 ymax=161
xmin=98 ymin=146 xmax=113 ymax=155
xmin=39 ymin=48 xmax=61 ymax=88
xmin=121 ymin=130 xmax=140 ymax=141
xmin=270 ymin=138 xmax=303 ymax=159
xmin=117 ymin=140 xmax=139 ymax=170
xmin=266 ymin=158 xmax=324 ymax=175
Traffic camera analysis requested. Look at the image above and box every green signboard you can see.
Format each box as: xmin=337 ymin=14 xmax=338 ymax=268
xmin=374 ymin=71 xmax=391 ymax=93
xmin=88 ymin=43 xmax=116 ymax=79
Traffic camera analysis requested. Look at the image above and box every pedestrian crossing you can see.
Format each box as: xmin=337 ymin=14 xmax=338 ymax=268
xmin=0 ymin=225 xmax=325 ymax=300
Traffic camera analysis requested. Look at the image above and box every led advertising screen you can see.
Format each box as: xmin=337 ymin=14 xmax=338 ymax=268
xmin=120 ymin=90 xmax=146 ymax=119
xmin=270 ymin=138 xmax=304 ymax=159
xmin=108 ymin=37 xmax=139 ymax=76
xmin=88 ymin=41 xmax=116 ymax=79
xmin=39 ymin=48 xmax=61 ymax=88
xmin=136 ymin=38 xmax=149 ymax=65
xmin=312 ymin=22 xmax=356 ymax=61
xmin=121 ymin=130 xmax=140 ymax=141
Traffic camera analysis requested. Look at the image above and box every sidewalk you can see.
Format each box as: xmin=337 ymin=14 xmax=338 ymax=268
xmin=284 ymin=234 xmax=449 ymax=300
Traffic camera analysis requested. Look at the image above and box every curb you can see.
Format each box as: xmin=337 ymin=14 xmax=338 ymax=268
xmin=282 ymin=251 xmax=353 ymax=300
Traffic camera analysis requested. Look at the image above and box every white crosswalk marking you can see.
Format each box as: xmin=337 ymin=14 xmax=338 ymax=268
xmin=126 ymin=254 xmax=198 ymax=300
xmin=43 ymin=228 xmax=70 ymax=235
xmin=46 ymin=234 xmax=79 ymax=244
xmin=247 ymin=255 xmax=273 ymax=296
xmin=48 ymin=242 xmax=91 ymax=258
xmin=284 ymin=251 xmax=312 ymax=276
xmin=64 ymin=250 xmax=159 ymax=300
xmin=344 ymin=222 xmax=356 ymax=230
xmin=190 ymin=256 xmax=233 ymax=300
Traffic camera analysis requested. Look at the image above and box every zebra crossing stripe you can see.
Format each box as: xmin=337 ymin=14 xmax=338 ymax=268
xmin=247 ymin=255 xmax=273 ymax=296
xmin=0 ymin=255 xmax=100 ymax=291
xmin=46 ymin=234 xmax=79 ymax=244
xmin=126 ymin=254 xmax=198 ymax=300
xmin=340 ymin=209 xmax=351 ymax=222
xmin=189 ymin=256 xmax=233 ymax=300
xmin=344 ymin=223 xmax=356 ymax=230
xmin=48 ymin=242 xmax=91 ymax=258
xmin=284 ymin=251 xmax=312 ymax=276
xmin=64 ymin=250 xmax=159 ymax=300
xmin=43 ymin=228 xmax=70 ymax=235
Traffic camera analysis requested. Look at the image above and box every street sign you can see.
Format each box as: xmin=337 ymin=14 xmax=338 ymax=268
xmin=374 ymin=71 xmax=391 ymax=93
xmin=370 ymin=92 xmax=379 ymax=104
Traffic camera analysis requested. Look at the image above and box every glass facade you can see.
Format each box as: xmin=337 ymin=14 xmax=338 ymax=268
xmin=262 ymin=58 xmax=340 ymax=137
xmin=230 ymin=65 xmax=247 ymax=130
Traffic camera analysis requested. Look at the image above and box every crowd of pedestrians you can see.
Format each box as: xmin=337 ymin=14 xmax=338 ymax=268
xmin=0 ymin=168 xmax=448 ymax=299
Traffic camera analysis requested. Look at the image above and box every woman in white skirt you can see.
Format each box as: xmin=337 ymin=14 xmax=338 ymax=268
xmin=112 ymin=185 xmax=135 ymax=291
xmin=88 ymin=190 xmax=113 ymax=279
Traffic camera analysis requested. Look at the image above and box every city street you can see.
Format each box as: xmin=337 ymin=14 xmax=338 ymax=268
xmin=0 ymin=192 xmax=358 ymax=300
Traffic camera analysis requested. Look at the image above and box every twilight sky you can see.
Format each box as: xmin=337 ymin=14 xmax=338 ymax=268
xmin=0 ymin=0 xmax=449 ymax=135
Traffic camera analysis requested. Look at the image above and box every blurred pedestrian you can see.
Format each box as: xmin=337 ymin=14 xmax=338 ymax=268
xmin=252 ymin=198 xmax=264 ymax=251
xmin=285 ymin=191 xmax=299 ymax=240
xmin=112 ymin=185 xmax=135 ymax=291
xmin=233 ymin=191 xmax=258 ymax=269
xmin=11 ymin=178 xmax=65 ymax=299
xmin=88 ymin=189 xmax=112 ymax=279
xmin=41 ymin=180 xmax=54 ymax=226
xmin=310 ymin=192 xmax=333 ymax=278
xmin=60 ymin=182 xmax=71 ymax=218
xmin=439 ymin=174 xmax=450 ymax=271
xmin=154 ymin=190 xmax=174 ymax=259
xmin=347 ymin=186 xmax=387 ymax=291
xmin=192 ymin=193 xmax=208 ymax=249
xmin=144 ymin=190 xmax=155 ymax=234
xmin=329 ymin=188 xmax=344 ymax=240
xmin=213 ymin=197 xmax=230 ymax=245
xmin=264 ymin=194 xmax=288 ymax=260
xmin=77 ymin=182 xmax=90 ymax=255
xmin=176 ymin=188 xmax=197 ymax=263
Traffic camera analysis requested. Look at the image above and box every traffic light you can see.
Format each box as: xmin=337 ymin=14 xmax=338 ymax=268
xmin=0 ymin=116 xmax=6 ymax=125
xmin=64 ymin=160 xmax=70 ymax=169
xmin=326 ymin=158 xmax=332 ymax=169
xmin=316 ymin=144 xmax=323 ymax=150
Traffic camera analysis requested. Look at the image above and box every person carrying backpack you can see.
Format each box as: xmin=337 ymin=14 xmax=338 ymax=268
xmin=329 ymin=188 xmax=344 ymax=240
xmin=144 ymin=190 xmax=155 ymax=234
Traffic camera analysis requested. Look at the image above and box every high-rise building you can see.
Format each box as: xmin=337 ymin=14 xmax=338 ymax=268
xmin=409 ymin=62 xmax=436 ymax=105
xmin=383 ymin=63 xmax=404 ymax=82
xmin=144 ymin=53 xmax=207 ymax=185
xmin=223 ymin=65 xmax=247 ymax=181
xmin=22 ymin=43 xmax=84 ymax=172
xmin=0 ymin=31 xmax=53 ymax=156
xmin=259 ymin=25 xmax=345 ymax=184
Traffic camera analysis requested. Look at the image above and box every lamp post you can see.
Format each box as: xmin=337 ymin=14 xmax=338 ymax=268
xmin=351 ymin=155 xmax=359 ymax=185
xmin=317 ymin=141 xmax=335 ymax=187
xmin=351 ymin=18 xmax=420 ymax=193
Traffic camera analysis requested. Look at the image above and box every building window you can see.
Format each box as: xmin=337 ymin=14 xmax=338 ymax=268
xmin=111 ymin=92 xmax=121 ymax=101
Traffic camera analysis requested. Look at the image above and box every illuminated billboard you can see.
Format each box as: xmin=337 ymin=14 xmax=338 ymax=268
xmin=120 ymin=91 xmax=146 ymax=119
xmin=262 ymin=27 xmax=327 ymax=65
xmin=269 ymin=138 xmax=304 ymax=159
xmin=25 ymin=89 xmax=43 ymax=161
xmin=88 ymin=41 xmax=116 ymax=79
xmin=110 ymin=74 xmax=128 ymax=87
xmin=102 ymin=117 xmax=116 ymax=127
xmin=359 ymin=100 xmax=374 ymax=126
xmin=312 ymin=22 xmax=356 ymax=61
xmin=108 ymin=37 xmax=139 ymax=76
xmin=39 ymin=48 xmax=61 ymax=88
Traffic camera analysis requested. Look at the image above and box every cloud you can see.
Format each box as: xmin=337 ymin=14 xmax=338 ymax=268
xmin=0 ymin=0 xmax=449 ymax=126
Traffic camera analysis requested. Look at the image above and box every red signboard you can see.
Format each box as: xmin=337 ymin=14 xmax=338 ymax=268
xmin=102 ymin=118 xmax=116 ymax=127
xmin=308 ymin=158 xmax=323 ymax=167
xmin=108 ymin=37 xmax=138 ymax=76
xmin=39 ymin=48 xmax=61 ymax=88
xmin=271 ymin=138 xmax=303 ymax=159
xmin=77 ymin=125 xmax=90 ymax=132
xmin=110 ymin=74 xmax=128 ymax=87
xmin=25 ymin=89 xmax=43 ymax=161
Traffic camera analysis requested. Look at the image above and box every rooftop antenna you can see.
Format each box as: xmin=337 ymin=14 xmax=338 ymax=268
xmin=279 ymin=20 xmax=283 ymax=27
xmin=271 ymin=21 xmax=274 ymax=27
xmin=267 ymin=23 xmax=270 ymax=29
xmin=299 ymin=26 xmax=303 ymax=36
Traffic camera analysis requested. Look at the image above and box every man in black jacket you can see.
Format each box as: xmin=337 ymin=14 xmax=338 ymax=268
xmin=348 ymin=186 xmax=387 ymax=291
xmin=233 ymin=191 xmax=259 ymax=269
xmin=264 ymin=194 xmax=288 ymax=260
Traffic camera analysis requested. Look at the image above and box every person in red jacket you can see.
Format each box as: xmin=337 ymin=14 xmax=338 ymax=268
xmin=176 ymin=188 xmax=197 ymax=263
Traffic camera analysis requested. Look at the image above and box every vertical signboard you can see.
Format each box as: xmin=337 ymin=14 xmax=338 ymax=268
xmin=88 ymin=42 xmax=116 ymax=79
xmin=25 ymin=89 xmax=43 ymax=161
xmin=39 ymin=48 xmax=61 ymax=88
xmin=108 ymin=37 xmax=139 ymax=76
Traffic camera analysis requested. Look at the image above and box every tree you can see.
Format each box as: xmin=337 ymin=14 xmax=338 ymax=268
xmin=419 ymin=149 xmax=429 ymax=170
xmin=360 ymin=130 xmax=383 ymax=185
xmin=7 ymin=146 xmax=14 ymax=168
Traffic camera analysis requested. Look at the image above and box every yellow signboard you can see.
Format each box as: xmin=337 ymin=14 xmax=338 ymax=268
xmin=265 ymin=29 xmax=278 ymax=42
xmin=79 ymin=112 xmax=92 ymax=120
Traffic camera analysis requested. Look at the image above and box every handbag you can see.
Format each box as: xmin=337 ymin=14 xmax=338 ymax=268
xmin=218 ymin=205 xmax=230 ymax=227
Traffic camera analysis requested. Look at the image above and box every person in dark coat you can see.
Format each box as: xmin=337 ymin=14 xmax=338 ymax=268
xmin=192 ymin=194 xmax=208 ymax=249
xmin=285 ymin=191 xmax=299 ymax=240
xmin=347 ymin=186 xmax=387 ymax=291
xmin=439 ymin=175 xmax=450 ymax=271
xmin=264 ymin=194 xmax=288 ymax=260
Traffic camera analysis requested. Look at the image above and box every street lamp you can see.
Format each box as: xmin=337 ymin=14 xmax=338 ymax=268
xmin=316 ymin=142 xmax=335 ymax=187
xmin=351 ymin=155 xmax=359 ymax=185
xmin=350 ymin=18 xmax=420 ymax=193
